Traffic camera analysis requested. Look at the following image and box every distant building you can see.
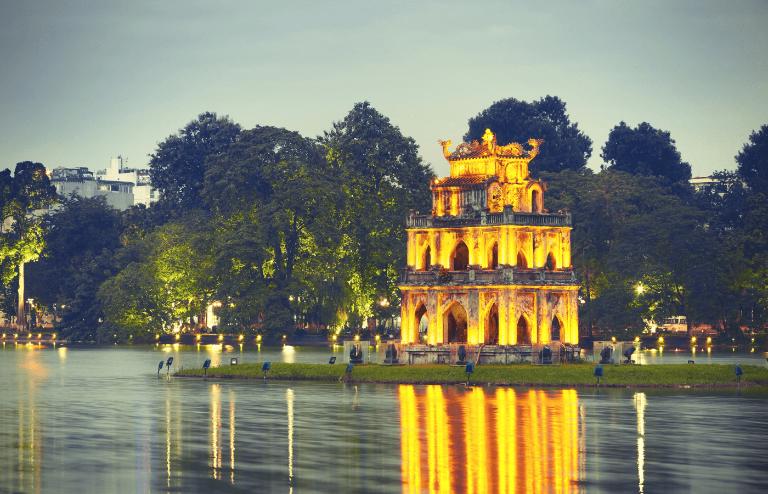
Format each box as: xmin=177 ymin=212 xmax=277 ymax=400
xmin=50 ymin=156 xmax=160 ymax=211
xmin=690 ymin=175 xmax=741 ymax=195
xmin=52 ymin=166 xmax=134 ymax=210
xmin=97 ymin=156 xmax=159 ymax=207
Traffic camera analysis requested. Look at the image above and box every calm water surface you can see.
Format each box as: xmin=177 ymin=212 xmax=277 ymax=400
xmin=1 ymin=345 xmax=767 ymax=493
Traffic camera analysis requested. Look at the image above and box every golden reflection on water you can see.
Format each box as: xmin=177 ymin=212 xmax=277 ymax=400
xmin=399 ymin=385 xmax=581 ymax=494
xmin=208 ymin=383 xmax=237 ymax=484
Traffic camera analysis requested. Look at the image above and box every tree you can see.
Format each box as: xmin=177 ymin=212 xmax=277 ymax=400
xmin=149 ymin=112 xmax=241 ymax=209
xmin=26 ymin=196 xmax=122 ymax=340
xmin=0 ymin=162 xmax=57 ymax=330
xmin=602 ymin=122 xmax=692 ymax=185
xmin=99 ymin=213 xmax=215 ymax=341
xmin=736 ymin=124 xmax=768 ymax=195
xmin=466 ymin=96 xmax=592 ymax=173
xmin=321 ymin=102 xmax=434 ymax=327
xmin=204 ymin=126 xmax=345 ymax=335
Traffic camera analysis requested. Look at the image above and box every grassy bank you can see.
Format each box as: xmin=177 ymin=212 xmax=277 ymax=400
xmin=176 ymin=362 xmax=768 ymax=388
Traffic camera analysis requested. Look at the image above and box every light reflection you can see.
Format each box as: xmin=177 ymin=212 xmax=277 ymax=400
xmin=399 ymin=385 xmax=581 ymax=493
xmin=283 ymin=345 xmax=296 ymax=364
xmin=210 ymin=384 xmax=221 ymax=479
xmin=287 ymin=388 xmax=294 ymax=493
xmin=634 ymin=392 xmax=647 ymax=494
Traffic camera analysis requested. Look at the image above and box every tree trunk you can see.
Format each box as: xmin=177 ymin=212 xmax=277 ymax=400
xmin=16 ymin=261 xmax=25 ymax=332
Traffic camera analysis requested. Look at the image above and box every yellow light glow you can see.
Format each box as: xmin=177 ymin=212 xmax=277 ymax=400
xmin=633 ymin=336 xmax=640 ymax=343
xmin=706 ymin=336 xmax=712 ymax=345
xmin=256 ymin=334 xmax=262 ymax=342
xmin=174 ymin=333 xmax=180 ymax=341
xmin=658 ymin=336 xmax=665 ymax=344
xmin=634 ymin=283 xmax=645 ymax=295
xmin=375 ymin=334 xmax=381 ymax=342
xmin=331 ymin=335 xmax=337 ymax=342
xmin=691 ymin=336 xmax=697 ymax=344
xmin=52 ymin=333 xmax=56 ymax=340
xmin=13 ymin=333 xmax=18 ymax=339
xmin=196 ymin=334 xmax=201 ymax=341
xmin=1 ymin=333 xmax=5 ymax=339
xmin=155 ymin=334 xmax=160 ymax=340
xmin=37 ymin=333 xmax=42 ymax=339
xmin=218 ymin=334 xmax=224 ymax=342
xmin=354 ymin=334 xmax=360 ymax=342
xmin=238 ymin=334 xmax=244 ymax=342
xmin=611 ymin=336 xmax=616 ymax=343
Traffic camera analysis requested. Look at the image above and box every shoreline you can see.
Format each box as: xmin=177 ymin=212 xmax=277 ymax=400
xmin=175 ymin=362 xmax=768 ymax=390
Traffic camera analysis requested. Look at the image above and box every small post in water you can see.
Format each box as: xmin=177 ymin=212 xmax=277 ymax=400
xmin=165 ymin=357 xmax=174 ymax=376
xmin=157 ymin=360 xmax=164 ymax=377
xmin=203 ymin=358 xmax=211 ymax=377
xmin=465 ymin=362 xmax=475 ymax=385
xmin=262 ymin=361 xmax=271 ymax=381
xmin=735 ymin=364 xmax=743 ymax=385
xmin=594 ymin=364 xmax=603 ymax=386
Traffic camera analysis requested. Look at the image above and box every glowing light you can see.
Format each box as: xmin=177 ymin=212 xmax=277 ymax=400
xmin=690 ymin=336 xmax=697 ymax=344
xmin=657 ymin=336 xmax=665 ymax=345
xmin=37 ymin=333 xmax=42 ymax=339
xmin=13 ymin=333 xmax=18 ymax=339
xmin=331 ymin=335 xmax=337 ymax=342
xmin=52 ymin=333 xmax=56 ymax=340
xmin=634 ymin=336 xmax=640 ymax=343
xmin=218 ymin=334 xmax=224 ymax=342
xmin=174 ymin=333 xmax=180 ymax=341
xmin=354 ymin=334 xmax=360 ymax=342
xmin=196 ymin=334 xmax=202 ymax=342
xmin=379 ymin=298 xmax=390 ymax=307
xmin=155 ymin=334 xmax=160 ymax=340
xmin=634 ymin=283 xmax=646 ymax=295
xmin=375 ymin=334 xmax=381 ymax=342
xmin=1 ymin=333 xmax=5 ymax=339
xmin=256 ymin=334 xmax=262 ymax=342
xmin=611 ymin=336 xmax=617 ymax=344
xmin=238 ymin=334 xmax=244 ymax=342
xmin=706 ymin=336 xmax=712 ymax=345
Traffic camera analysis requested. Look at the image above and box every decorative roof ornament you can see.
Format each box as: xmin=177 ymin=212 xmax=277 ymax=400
xmin=439 ymin=129 xmax=544 ymax=161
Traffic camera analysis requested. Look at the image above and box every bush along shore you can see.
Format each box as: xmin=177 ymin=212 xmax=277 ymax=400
xmin=175 ymin=362 xmax=768 ymax=388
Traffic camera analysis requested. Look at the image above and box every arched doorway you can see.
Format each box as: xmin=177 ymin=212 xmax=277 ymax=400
xmin=422 ymin=246 xmax=431 ymax=271
xmin=452 ymin=241 xmax=469 ymax=271
xmin=551 ymin=316 xmax=562 ymax=341
xmin=531 ymin=190 xmax=541 ymax=213
xmin=517 ymin=316 xmax=531 ymax=344
xmin=488 ymin=242 xmax=498 ymax=269
xmin=487 ymin=303 xmax=499 ymax=344
xmin=517 ymin=251 xmax=528 ymax=269
xmin=415 ymin=303 xmax=428 ymax=341
xmin=445 ymin=302 xmax=468 ymax=343
xmin=545 ymin=252 xmax=556 ymax=271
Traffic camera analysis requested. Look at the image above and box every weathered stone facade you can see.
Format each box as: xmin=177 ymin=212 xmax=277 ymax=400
xmin=399 ymin=129 xmax=579 ymax=348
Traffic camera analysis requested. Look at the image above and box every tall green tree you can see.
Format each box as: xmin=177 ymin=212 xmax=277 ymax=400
xmin=736 ymin=124 xmax=768 ymax=195
xmin=602 ymin=121 xmax=692 ymax=185
xmin=99 ymin=213 xmax=215 ymax=341
xmin=204 ymin=126 xmax=344 ymax=335
xmin=26 ymin=197 xmax=122 ymax=340
xmin=0 ymin=162 xmax=56 ymax=329
xmin=149 ymin=112 xmax=241 ymax=210
xmin=466 ymin=96 xmax=592 ymax=173
xmin=321 ymin=102 xmax=434 ymax=326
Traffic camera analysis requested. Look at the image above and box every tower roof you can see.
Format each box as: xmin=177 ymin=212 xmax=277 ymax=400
xmin=440 ymin=129 xmax=543 ymax=162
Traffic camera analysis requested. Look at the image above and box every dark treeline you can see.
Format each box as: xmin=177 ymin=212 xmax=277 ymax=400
xmin=2 ymin=97 xmax=767 ymax=342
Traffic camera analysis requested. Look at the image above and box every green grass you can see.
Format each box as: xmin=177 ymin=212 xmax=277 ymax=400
xmin=176 ymin=362 xmax=768 ymax=388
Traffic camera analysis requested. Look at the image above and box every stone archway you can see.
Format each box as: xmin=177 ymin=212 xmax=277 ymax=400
xmin=545 ymin=252 xmax=556 ymax=270
xmin=444 ymin=302 xmax=468 ymax=343
xmin=452 ymin=241 xmax=469 ymax=271
xmin=486 ymin=303 xmax=499 ymax=344
xmin=414 ymin=303 xmax=428 ymax=341
xmin=551 ymin=315 xmax=562 ymax=341
xmin=422 ymin=246 xmax=431 ymax=271
xmin=488 ymin=242 xmax=498 ymax=269
xmin=517 ymin=315 xmax=531 ymax=345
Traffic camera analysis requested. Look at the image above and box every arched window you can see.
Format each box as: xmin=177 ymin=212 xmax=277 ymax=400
xmin=531 ymin=189 xmax=541 ymax=213
xmin=488 ymin=242 xmax=498 ymax=269
xmin=445 ymin=303 xmax=468 ymax=343
xmin=517 ymin=316 xmax=531 ymax=344
xmin=551 ymin=316 xmax=561 ymax=341
xmin=452 ymin=241 xmax=469 ymax=271
xmin=545 ymin=252 xmax=556 ymax=271
xmin=487 ymin=304 xmax=499 ymax=344
xmin=422 ymin=246 xmax=431 ymax=271
xmin=517 ymin=251 xmax=528 ymax=269
xmin=415 ymin=303 xmax=428 ymax=341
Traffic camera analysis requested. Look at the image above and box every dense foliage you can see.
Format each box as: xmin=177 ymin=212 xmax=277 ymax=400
xmin=3 ymin=97 xmax=768 ymax=342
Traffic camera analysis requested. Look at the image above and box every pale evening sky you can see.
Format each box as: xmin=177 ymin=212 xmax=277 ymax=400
xmin=0 ymin=0 xmax=766 ymax=178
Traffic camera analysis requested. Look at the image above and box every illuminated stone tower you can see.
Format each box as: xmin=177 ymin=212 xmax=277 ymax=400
xmin=399 ymin=129 xmax=579 ymax=348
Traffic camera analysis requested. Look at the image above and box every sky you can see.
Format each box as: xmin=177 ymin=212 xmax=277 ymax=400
xmin=0 ymin=0 xmax=766 ymax=178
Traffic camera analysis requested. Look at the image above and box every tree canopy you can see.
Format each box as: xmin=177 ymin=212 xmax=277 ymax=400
xmin=466 ymin=96 xmax=592 ymax=173
xmin=736 ymin=124 xmax=768 ymax=195
xmin=149 ymin=112 xmax=241 ymax=210
xmin=602 ymin=121 xmax=692 ymax=185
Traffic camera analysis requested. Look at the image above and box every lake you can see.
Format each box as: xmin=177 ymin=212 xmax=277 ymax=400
xmin=1 ymin=345 xmax=767 ymax=493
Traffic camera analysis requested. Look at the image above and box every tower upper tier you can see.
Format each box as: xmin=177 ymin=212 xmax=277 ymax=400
xmin=432 ymin=129 xmax=546 ymax=217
